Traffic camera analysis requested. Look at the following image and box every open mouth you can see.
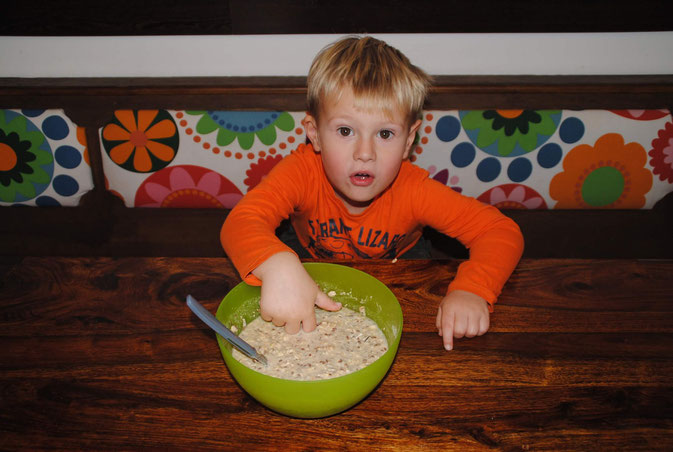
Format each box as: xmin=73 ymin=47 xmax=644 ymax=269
xmin=350 ymin=172 xmax=374 ymax=186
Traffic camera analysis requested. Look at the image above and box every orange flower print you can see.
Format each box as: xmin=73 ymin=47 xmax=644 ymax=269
xmin=550 ymin=133 xmax=652 ymax=209
xmin=102 ymin=110 xmax=179 ymax=173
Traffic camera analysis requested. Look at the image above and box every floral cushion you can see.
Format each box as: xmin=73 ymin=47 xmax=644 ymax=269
xmin=0 ymin=109 xmax=92 ymax=206
xmin=98 ymin=110 xmax=300 ymax=208
xmin=3 ymin=108 xmax=672 ymax=209
xmin=416 ymin=109 xmax=672 ymax=209
xmin=99 ymin=109 xmax=673 ymax=210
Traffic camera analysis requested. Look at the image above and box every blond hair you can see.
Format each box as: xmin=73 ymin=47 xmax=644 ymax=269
xmin=307 ymin=36 xmax=432 ymax=124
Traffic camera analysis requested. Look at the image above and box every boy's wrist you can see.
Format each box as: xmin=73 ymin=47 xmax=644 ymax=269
xmin=252 ymin=251 xmax=301 ymax=281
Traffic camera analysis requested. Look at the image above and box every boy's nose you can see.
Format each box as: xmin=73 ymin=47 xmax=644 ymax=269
xmin=354 ymin=138 xmax=375 ymax=161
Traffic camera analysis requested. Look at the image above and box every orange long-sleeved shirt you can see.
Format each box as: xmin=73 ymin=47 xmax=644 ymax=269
xmin=221 ymin=143 xmax=523 ymax=307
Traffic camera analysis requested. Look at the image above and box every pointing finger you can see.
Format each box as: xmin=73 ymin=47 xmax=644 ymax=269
xmin=443 ymin=310 xmax=455 ymax=351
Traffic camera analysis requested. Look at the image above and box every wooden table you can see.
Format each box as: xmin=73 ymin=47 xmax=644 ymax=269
xmin=1 ymin=257 xmax=672 ymax=451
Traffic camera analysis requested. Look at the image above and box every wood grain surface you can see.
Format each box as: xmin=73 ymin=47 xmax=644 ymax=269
xmin=1 ymin=257 xmax=672 ymax=451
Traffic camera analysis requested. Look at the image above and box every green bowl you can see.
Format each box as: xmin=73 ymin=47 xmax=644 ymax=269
xmin=215 ymin=262 xmax=403 ymax=418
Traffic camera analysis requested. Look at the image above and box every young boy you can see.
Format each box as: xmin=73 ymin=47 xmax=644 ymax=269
xmin=221 ymin=36 xmax=524 ymax=351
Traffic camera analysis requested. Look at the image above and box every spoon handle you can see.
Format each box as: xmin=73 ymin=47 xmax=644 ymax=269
xmin=186 ymin=294 xmax=267 ymax=365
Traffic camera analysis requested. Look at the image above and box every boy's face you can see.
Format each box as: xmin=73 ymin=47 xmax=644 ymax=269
xmin=305 ymin=90 xmax=421 ymax=215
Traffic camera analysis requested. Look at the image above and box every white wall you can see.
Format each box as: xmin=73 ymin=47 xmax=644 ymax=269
xmin=1 ymin=32 xmax=672 ymax=78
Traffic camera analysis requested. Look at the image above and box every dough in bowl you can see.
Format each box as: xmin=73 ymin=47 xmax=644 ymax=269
xmin=232 ymin=306 xmax=388 ymax=380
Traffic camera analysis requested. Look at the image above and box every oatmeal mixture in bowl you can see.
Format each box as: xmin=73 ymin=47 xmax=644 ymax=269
xmin=215 ymin=262 xmax=403 ymax=419
xmin=232 ymin=305 xmax=389 ymax=380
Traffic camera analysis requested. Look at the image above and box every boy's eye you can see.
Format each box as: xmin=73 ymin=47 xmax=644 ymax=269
xmin=338 ymin=127 xmax=353 ymax=137
xmin=378 ymin=129 xmax=394 ymax=139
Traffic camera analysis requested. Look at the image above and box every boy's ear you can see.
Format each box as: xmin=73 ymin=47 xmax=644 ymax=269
xmin=304 ymin=114 xmax=321 ymax=152
xmin=403 ymin=119 xmax=423 ymax=159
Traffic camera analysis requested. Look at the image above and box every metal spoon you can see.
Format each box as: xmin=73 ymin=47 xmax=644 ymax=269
xmin=186 ymin=294 xmax=268 ymax=366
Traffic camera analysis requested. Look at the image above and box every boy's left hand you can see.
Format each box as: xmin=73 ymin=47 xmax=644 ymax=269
xmin=436 ymin=290 xmax=490 ymax=351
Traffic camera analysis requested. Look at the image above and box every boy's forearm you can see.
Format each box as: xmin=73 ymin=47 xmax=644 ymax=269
xmin=221 ymin=205 xmax=295 ymax=285
xmin=448 ymin=217 xmax=524 ymax=306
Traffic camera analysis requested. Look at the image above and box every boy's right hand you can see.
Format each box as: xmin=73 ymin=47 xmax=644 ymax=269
xmin=252 ymin=252 xmax=342 ymax=334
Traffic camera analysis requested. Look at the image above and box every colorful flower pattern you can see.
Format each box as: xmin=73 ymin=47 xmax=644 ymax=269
xmin=7 ymin=109 xmax=668 ymax=210
xmin=93 ymin=109 xmax=673 ymax=210
xmin=550 ymin=134 xmax=652 ymax=209
xmin=611 ymin=110 xmax=670 ymax=121
xmin=460 ymin=110 xmax=562 ymax=157
xmin=245 ymin=154 xmax=284 ymax=191
xmin=0 ymin=110 xmax=52 ymax=202
xmin=135 ymin=165 xmax=242 ymax=208
xmin=0 ymin=109 xmax=91 ymax=206
xmin=649 ymin=121 xmax=673 ymax=183
xmin=478 ymin=184 xmax=547 ymax=209
xmin=187 ymin=111 xmax=295 ymax=150
xmin=102 ymin=110 xmax=179 ymax=173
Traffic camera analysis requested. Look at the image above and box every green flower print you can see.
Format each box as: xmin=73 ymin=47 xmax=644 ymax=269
xmin=0 ymin=110 xmax=53 ymax=202
xmin=460 ymin=110 xmax=561 ymax=157
xmin=187 ymin=111 xmax=295 ymax=150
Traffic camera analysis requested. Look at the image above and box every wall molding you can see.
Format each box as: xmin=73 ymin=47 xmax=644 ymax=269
xmin=2 ymin=75 xmax=672 ymax=113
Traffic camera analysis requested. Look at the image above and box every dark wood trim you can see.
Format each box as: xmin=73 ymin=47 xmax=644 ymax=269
xmin=2 ymin=75 xmax=673 ymax=112
xmin=2 ymin=196 xmax=672 ymax=258
xmin=80 ymin=123 xmax=107 ymax=205
xmin=1 ymin=189 xmax=671 ymax=258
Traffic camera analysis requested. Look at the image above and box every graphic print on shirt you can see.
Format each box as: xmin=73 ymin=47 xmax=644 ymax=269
xmin=305 ymin=218 xmax=406 ymax=259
